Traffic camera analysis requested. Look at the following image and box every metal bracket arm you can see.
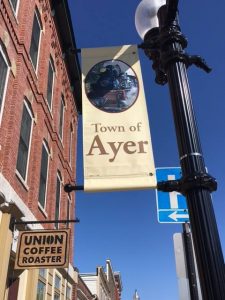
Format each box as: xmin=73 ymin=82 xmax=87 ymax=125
xmin=157 ymin=179 xmax=181 ymax=192
xmin=185 ymin=55 xmax=212 ymax=73
xmin=10 ymin=218 xmax=80 ymax=231
xmin=12 ymin=218 xmax=80 ymax=226
xmin=64 ymin=184 xmax=84 ymax=193
xmin=157 ymin=173 xmax=217 ymax=194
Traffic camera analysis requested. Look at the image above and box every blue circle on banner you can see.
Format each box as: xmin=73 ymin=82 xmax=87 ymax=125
xmin=85 ymin=60 xmax=139 ymax=113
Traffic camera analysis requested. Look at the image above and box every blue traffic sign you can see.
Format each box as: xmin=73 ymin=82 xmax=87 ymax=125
xmin=156 ymin=168 xmax=189 ymax=223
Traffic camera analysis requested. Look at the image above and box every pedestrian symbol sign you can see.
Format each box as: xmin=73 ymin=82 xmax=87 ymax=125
xmin=156 ymin=168 xmax=189 ymax=223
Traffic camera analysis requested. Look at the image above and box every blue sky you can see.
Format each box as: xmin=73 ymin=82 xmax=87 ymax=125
xmin=68 ymin=1 xmax=225 ymax=299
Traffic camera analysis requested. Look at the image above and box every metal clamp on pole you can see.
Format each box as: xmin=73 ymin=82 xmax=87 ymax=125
xmin=157 ymin=173 xmax=217 ymax=195
xmin=181 ymin=173 xmax=217 ymax=194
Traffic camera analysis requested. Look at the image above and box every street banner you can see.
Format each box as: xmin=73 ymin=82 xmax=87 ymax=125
xmin=81 ymin=45 xmax=156 ymax=191
xmin=15 ymin=229 xmax=70 ymax=269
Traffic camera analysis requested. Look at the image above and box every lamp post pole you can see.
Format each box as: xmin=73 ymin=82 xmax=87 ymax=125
xmin=136 ymin=1 xmax=225 ymax=299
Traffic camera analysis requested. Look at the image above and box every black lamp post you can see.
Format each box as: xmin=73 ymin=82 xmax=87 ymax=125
xmin=135 ymin=0 xmax=225 ymax=298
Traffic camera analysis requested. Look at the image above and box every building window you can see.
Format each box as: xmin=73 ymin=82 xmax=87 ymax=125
xmin=9 ymin=0 xmax=19 ymax=13
xmin=38 ymin=141 xmax=50 ymax=209
xmin=65 ymin=285 xmax=72 ymax=300
xmin=69 ymin=123 xmax=73 ymax=165
xmin=29 ymin=9 xmax=42 ymax=70
xmin=37 ymin=281 xmax=45 ymax=300
xmin=54 ymin=273 xmax=61 ymax=300
xmin=55 ymin=172 xmax=62 ymax=229
xmin=36 ymin=269 xmax=47 ymax=300
xmin=39 ymin=269 xmax=47 ymax=279
xmin=58 ymin=95 xmax=65 ymax=140
xmin=16 ymin=100 xmax=34 ymax=181
xmin=46 ymin=58 xmax=55 ymax=109
xmin=54 ymin=294 xmax=60 ymax=300
xmin=0 ymin=44 xmax=10 ymax=123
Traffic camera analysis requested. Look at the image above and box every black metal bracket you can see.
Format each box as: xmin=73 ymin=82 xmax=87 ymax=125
xmin=139 ymin=1 xmax=212 ymax=86
xmin=10 ymin=218 xmax=80 ymax=231
xmin=161 ymin=50 xmax=212 ymax=74
xmin=12 ymin=219 xmax=80 ymax=226
xmin=157 ymin=173 xmax=217 ymax=195
xmin=64 ymin=184 xmax=84 ymax=193
xmin=185 ymin=55 xmax=212 ymax=73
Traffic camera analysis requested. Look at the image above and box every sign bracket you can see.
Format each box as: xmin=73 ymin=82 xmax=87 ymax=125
xmin=64 ymin=172 xmax=217 ymax=195
xmin=10 ymin=218 xmax=80 ymax=231
xmin=64 ymin=184 xmax=84 ymax=192
xmin=12 ymin=218 xmax=80 ymax=225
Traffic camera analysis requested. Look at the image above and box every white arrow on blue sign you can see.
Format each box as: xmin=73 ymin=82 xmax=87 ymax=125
xmin=156 ymin=167 xmax=189 ymax=223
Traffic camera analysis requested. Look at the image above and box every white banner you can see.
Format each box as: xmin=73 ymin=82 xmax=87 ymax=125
xmin=82 ymin=45 xmax=156 ymax=192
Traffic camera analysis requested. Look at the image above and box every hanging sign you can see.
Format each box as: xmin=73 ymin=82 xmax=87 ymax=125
xmin=81 ymin=45 xmax=156 ymax=192
xmin=15 ymin=229 xmax=70 ymax=269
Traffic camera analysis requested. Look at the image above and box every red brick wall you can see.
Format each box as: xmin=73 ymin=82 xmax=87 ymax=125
xmin=0 ymin=0 xmax=78 ymax=262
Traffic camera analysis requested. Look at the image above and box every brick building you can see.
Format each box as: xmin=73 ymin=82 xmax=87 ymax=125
xmin=79 ymin=260 xmax=122 ymax=300
xmin=0 ymin=0 xmax=81 ymax=298
xmin=74 ymin=275 xmax=95 ymax=300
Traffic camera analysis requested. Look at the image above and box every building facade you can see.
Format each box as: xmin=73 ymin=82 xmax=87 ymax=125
xmin=73 ymin=274 xmax=95 ymax=300
xmin=0 ymin=0 xmax=81 ymax=299
xmin=80 ymin=260 xmax=122 ymax=300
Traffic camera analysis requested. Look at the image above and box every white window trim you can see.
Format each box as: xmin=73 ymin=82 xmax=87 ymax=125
xmin=29 ymin=8 xmax=42 ymax=73
xmin=0 ymin=44 xmax=10 ymax=125
xmin=67 ymin=194 xmax=71 ymax=221
xmin=15 ymin=170 xmax=29 ymax=191
xmin=16 ymin=99 xmax=34 ymax=183
xmin=37 ymin=279 xmax=46 ymax=300
xmin=38 ymin=140 xmax=50 ymax=210
xmin=55 ymin=171 xmax=62 ymax=229
xmin=9 ymin=0 xmax=20 ymax=16
xmin=52 ymin=270 xmax=62 ymax=300
xmin=46 ymin=57 xmax=55 ymax=111
xmin=69 ymin=124 xmax=73 ymax=166
xmin=37 ymin=268 xmax=49 ymax=300
xmin=64 ymin=282 xmax=72 ymax=300
xmin=59 ymin=94 xmax=65 ymax=142
xmin=38 ymin=201 xmax=48 ymax=218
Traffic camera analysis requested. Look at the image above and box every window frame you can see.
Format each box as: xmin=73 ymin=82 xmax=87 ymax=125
xmin=39 ymin=269 xmax=47 ymax=280
xmin=29 ymin=8 xmax=42 ymax=72
xmin=9 ymin=0 xmax=20 ymax=15
xmin=55 ymin=171 xmax=62 ymax=229
xmin=64 ymin=283 xmax=72 ymax=300
xmin=46 ymin=57 xmax=55 ymax=110
xmin=36 ymin=269 xmax=48 ymax=300
xmin=69 ymin=123 xmax=73 ymax=166
xmin=0 ymin=43 xmax=10 ymax=125
xmin=58 ymin=94 xmax=65 ymax=141
xmin=38 ymin=140 xmax=50 ymax=210
xmin=16 ymin=99 xmax=34 ymax=183
xmin=67 ymin=195 xmax=71 ymax=223
xmin=53 ymin=271 xmax=62 ymax=300
xmin=36 ymin=280 xmax=46 ymax=300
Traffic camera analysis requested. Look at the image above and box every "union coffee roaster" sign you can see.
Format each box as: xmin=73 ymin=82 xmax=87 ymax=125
xmin=15 ymin=229 xmax=70 ymax=269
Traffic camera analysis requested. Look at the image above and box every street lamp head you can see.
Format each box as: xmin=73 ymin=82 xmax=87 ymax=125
xmin=135 ymin=0 xmax=166 ymax=40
